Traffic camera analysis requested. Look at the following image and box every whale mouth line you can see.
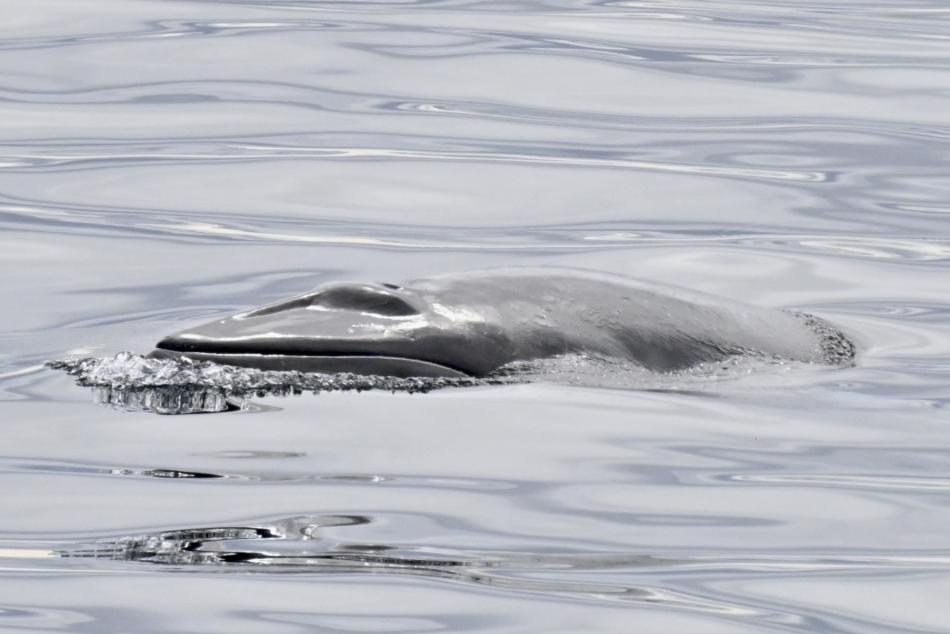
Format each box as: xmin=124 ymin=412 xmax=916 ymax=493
xmin=148 ymin=346 xmax=472 ymax=379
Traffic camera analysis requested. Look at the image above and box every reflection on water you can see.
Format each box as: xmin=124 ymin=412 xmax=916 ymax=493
xmin=1 ymin=0 xmax=949 ymax=631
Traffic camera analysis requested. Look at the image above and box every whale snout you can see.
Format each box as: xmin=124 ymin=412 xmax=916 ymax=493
xmin=150 ymin=282 xmax=476 ymax=378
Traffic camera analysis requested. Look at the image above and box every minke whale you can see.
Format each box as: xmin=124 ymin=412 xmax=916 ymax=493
xmin=149 ymin=269 xmax=855 ymax=378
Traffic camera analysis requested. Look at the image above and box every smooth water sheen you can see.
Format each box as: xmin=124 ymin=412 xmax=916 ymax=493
xmin=1 ymin=0 xmax=949 ymax=632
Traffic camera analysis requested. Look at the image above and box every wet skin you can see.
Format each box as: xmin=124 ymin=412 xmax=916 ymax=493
xmin=150 ymin=269 xmax=855 ymax=378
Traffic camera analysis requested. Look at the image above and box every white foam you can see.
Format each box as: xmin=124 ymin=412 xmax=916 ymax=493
xmin=47 ymin=351 xmax=822 ymax=415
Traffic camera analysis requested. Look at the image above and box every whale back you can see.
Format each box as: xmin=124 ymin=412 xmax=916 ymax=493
xmin=407 ymin=270 xmax=851 ymax=372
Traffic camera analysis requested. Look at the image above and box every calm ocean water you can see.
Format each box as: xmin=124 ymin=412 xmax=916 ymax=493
xmin=1 ymin=0 xmax=949 ymax=631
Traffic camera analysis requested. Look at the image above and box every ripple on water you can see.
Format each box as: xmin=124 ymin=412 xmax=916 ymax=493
xmin=2 ymin=0 xmax=950 ymax=631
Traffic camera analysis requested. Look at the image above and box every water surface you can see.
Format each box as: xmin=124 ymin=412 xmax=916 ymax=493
xmin=1 ymin=0 xmax=949 ymax=632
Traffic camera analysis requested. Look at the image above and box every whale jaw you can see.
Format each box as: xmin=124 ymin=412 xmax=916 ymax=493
xmin=147 ymin=347 xmax=469 ymax=378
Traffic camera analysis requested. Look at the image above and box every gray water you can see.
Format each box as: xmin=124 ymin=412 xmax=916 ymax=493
xmin=1 ymin=0 xmax=949 ymax=631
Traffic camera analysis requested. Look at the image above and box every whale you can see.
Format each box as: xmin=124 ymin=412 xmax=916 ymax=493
xmin=149 ymin=269 xmax=855 ymax=378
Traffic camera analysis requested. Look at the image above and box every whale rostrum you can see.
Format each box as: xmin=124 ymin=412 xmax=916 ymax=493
xmin=149 ymin=269 xmax=855 ymax=378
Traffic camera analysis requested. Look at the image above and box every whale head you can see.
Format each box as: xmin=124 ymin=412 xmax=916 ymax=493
xmin=149 ymin=282 xmax=514 ymax=378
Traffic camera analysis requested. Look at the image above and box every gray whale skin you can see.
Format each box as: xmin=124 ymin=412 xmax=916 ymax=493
xmin=150 ymin=269 xmax=855 ymax=378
